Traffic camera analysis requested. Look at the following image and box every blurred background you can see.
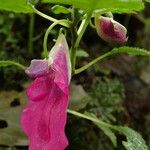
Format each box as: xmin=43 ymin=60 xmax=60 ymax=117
xmin=0 ymin=2 xmax=150 ymax=150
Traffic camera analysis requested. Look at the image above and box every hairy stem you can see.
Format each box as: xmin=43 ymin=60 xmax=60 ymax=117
xmin=75 ymin=51 xmax=113 ymax=74
xmin=67 ymin=109 xmax=112 ymax=129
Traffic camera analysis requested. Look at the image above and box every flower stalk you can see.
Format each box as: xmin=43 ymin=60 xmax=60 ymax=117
xmin=71 ymin=13 xmax=92 ymax=74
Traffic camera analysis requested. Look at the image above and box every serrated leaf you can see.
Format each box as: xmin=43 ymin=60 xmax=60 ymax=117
xmin=114 ymin=127 xmax=148 ymax=150
xmin=43 ymin=0 xmax=144 ymax=13
xmin=51 ymin=5 xmax=70 ymax=14
xmin=75 ymin=46 xmax=150 ymax=74
xmin=68 ymin=110 xmax=148 ymax=150
xmin=0 ymin=0 xmax=33 ymax=13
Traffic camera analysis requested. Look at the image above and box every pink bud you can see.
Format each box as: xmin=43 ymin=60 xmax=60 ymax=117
xmin=95 ymin=16 xmax=128 ymax=43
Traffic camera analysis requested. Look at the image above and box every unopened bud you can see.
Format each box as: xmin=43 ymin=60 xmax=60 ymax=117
xmin=95 ymin=16 xmax=128 ymax=43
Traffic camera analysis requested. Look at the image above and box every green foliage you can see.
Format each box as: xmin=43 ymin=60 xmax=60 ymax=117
xmin=67 ymin=78 xmax=124 ymax=150
xmin=85 ymin=112 xmax=117 ymax=147
xmin=0 ymin=13 xmax=19 ymax=47
xmin=114 ymin=127 xmax=148 ymax=150
xmin=145 ymin=0 xmax=150 ymax=2
xmin=0 ymin=0 xmax=33 ymax=13
xmin=68 ymin=110 xmax=148 ymax=150
xmin=68 ymin=77 xmax=148 ymax=150
xmin=43 ymin=0 xmax=144 ymax=13
xmin=75 ymin=46 xmax=150 ymax=74
xmin=0 ymin=13 xmax=27 ymax=90
xmin=89 ymin=78 xmax=124 ymax=122
xmin=76 ymin=49 xmax=89 ymax=58
xmin=51 ymin=5 xmax=71 ymax=14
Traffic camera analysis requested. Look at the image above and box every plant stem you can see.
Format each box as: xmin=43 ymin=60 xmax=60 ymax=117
xmin=71 ymin=13 xmax=92 ymax=74
xmin=67 ymin=109 xmax=113 ymax=129
xmin=75 ymin=51 xmax=113 ymax=74
xmin=43 ymin=20 xmax=71 ymax=58
xmin=28 ymin=13 xmax=35 ymax=54
xmin=0 ymin=61 xmax=26 ymax=70
xmin=30 ymin=4 xmax=70 ymax=28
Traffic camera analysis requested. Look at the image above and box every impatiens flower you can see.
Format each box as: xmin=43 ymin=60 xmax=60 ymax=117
xmin=95 ymin=16 xmax=128 ymax=43
xmin=21 ymin=34 xmax=71 ymax=150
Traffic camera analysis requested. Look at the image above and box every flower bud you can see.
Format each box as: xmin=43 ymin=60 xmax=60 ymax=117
xmin=95 ymin=16 xmax=128 ymax=43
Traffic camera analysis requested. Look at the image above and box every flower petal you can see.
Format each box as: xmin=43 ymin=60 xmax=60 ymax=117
xmin=21 ymin=34 xmax=71 ymax=150
xmin=49 ymin=33 xmax=71 ymax=85
xmin=25 ymin=59 xmax=49 ymax=78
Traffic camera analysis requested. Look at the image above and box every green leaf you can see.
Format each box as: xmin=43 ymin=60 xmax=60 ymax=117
xmin=114 ymin=127 xmax=148 ymax=150
xmin=100 ymin=126 xmax=117 ymax=147
xmin=84 ymin=112 xmax=117 ymax=147
xmin=43 ymin=0 xmax=144 ymax=13
xmin=68 ymin=109 xmax=148 ymax=150
xmin=28 ymin=0 xmax=40 ymax=5
xmin=51 ymin=5 xmax=70 ymax=14
xmin=0 ymin=0 xmax=33 ymax=13
xmin=76 ymin=49 xmax=89 ymax=58
xmin=0 ymin=61 xmax=26 ymax=70
xmin=75 ymin=46 xmax=150 ymax=74
xmin=145 ymin=0 xmax=150 ymax=2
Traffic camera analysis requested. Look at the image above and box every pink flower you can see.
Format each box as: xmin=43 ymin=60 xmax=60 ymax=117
xmin=21 ymin=34 xmax=71 ymax=150
xmin=95 ymin=16 xmax=128 ymax=43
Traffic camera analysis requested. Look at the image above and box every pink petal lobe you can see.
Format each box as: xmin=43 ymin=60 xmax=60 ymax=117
xmin=49 ymin=34 xmax=71 ymax=85
xmin=25 ymin=59 xmax=49 ymax=78
xmin=21 ymin=34 xmax=71 ymax=150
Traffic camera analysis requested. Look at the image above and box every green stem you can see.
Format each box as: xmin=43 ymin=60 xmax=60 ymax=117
xmin=0 ymin=61 xmax=26 ymax=70
xmin=67 ymin=109 xmax=113 ymax=129
xmin=28 ymin=13 xmax=35 ymax=54
xmin=30 ymin=4 xmax=70 ymax=28
xmin=43 ymin=20 xmax=71 ymax=58
xmin=75 ymin=51 xmax=113 ymax=74
xmin=71 ymin=13 xmax=92 ymax=74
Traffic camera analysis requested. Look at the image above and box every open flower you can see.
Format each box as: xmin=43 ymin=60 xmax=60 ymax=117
xmin=21 ymin=34 xmax=71 ymax=150
xmin=95 ymin=16 xmax=128 ymax=43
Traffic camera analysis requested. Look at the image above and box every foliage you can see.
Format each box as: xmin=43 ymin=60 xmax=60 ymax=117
xmin=68 ymin=110 xmax=148 ymax=150
xmin=89 ymin=78 xmax=124 ymax=122
xmin=43 ymin=0 xmax=144 ymax=13
xmin=0 ymin=0 xmax=33 ymax=13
